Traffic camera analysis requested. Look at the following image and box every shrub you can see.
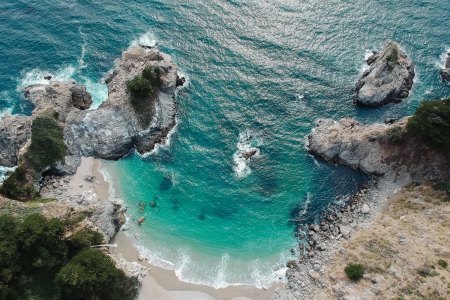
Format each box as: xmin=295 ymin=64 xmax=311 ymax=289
xmin=385 ymin=42 xmax=400 ymax=65
xmin=407 ymin=98 xmax=450 ymax=152
xmin=27 ymin=115 xmax=67 ymax=172
xmin=438 ymin=259 xmax=448 ymax=268
xmin=55 ymin=249 xmax=138 ymax=300
xmin=0 ymin=165 xmax=39 ymax=200
xmin=345 ymin=263 xmax=364 ymax=282
xmin=386 ymin=126 xmax=405 ymax=143
xmin=68 ymin=229 xmax=104 ymax=257
xmin=142 ymin=66 xmax=162 ymax=87
xmin=127 ymin=75 xmax=154 ymax=100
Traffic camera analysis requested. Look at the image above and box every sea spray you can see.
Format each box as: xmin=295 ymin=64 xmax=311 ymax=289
xmin=233 ymin=130 xmax=263 ymax=178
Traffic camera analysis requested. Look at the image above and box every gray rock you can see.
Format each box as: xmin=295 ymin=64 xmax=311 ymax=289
xmin=361 ymin=203 xmax=371 ymax=214
xmin=308 ymin=270 xmax=320 ymax=281
xmin=440 ymin=52 xmax=450 ymax=82
xmin=307 ymin=117 xmax=450 ymax=182
xmin=0 ymin=115 xmax=32 ymax=167
xmin=356 ymin=41 xmax=415 ymax=107
xmin=339 ymin=225 xmax=351 ymax=238
xmin=70 ymin=84 xmax=92 ymax=110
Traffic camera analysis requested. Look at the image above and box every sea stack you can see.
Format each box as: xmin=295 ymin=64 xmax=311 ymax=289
xmin=440 ymin=51 xmax=450 ymax=82
xmin=355 ymin=42 xmax=415 ymax=107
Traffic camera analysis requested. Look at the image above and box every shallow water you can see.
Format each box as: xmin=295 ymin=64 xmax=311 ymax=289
xmin=1 ymin=0 xmax=449 ymax=287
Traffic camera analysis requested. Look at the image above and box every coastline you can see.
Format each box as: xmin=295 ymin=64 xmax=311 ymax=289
xmin=87 ymin=158 xmax=281 ymax=300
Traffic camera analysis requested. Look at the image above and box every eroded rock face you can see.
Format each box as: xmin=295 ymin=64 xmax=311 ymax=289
xmin=355 ymin=42 xmax=415 ymax=107
xmin=308 ymin=118 xmax=449 ymax=184
xmin=440 ymin=52 xmax=450 ymax=82
xmin=0 ymin=115 xmax=32 ymax=167
xmin=0 ymin=46 xmax=180 ymax=175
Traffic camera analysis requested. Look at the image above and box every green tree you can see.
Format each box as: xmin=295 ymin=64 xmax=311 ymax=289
xmin=127 ymin=76 xmax=153 ymax=99
xmin=0 ymin=216 xmax=19 ymax=300
xmin=67 ymin=229 xmax=104 ymax=257
xmin=142 ymin=66 xmax=162 ymax=87
xmin=17 ymin=214 xmax=67 ymax=272
xmin=27 ymin=115 xmax=67 ymax=172
xmin=407 ymin=98 xmax=450 ymax=152
xmin=0 ymin=165 xmax=38 ymax=200
xmin=55 ymin=249 xmax=138 ymax=300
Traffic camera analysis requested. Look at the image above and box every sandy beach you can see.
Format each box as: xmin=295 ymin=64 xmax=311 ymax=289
xmin=71 ymin=157 xmax=281 ymax=300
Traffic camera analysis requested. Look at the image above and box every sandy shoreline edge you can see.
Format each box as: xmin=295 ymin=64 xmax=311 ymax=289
xmin=83 ymin=157 xmax=281 ymax=300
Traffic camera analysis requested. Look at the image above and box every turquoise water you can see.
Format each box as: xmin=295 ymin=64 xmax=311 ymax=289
xmin=1 ymin=0 xmax=449 ymax=287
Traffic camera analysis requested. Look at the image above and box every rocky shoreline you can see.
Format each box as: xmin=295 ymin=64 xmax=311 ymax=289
xmin=271 ymin=178 xmax=400 ymax=299
xmin=0 ymin=45 xmax=185 ymax=241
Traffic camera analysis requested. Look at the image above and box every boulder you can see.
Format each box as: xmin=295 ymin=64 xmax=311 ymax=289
xmin=440 ymin=52 xmax=450 ymax=82
xmin=70 ymin=85 xmax=92 ymax=110
xmin=361 ymin=203 xmax=371 ymax=214
xmin=355 ymin=42 xmax=415 ymax=107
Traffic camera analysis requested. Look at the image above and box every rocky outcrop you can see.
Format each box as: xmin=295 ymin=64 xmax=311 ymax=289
xmin=70 ymin=84 xmax=92 ymax=110
xmin=0 ymin=115 xmax=32 ymax=167
xmin=355 ymin=42 xmax=415 ymax=107
xmin=440 ymin=51 xmax=450 ymax=82
xmin=308 ymin=118 xmax=449 ymax=184
xmin=0 ymin=46 xmax=180 ymax=175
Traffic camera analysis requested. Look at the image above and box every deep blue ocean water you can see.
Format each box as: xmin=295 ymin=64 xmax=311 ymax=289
xmin=1 ymin=0 xmax=449 ymax=288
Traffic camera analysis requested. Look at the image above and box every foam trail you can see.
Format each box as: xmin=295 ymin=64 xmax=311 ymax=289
xmin=78 ymin=27 xmax=88 ymax=71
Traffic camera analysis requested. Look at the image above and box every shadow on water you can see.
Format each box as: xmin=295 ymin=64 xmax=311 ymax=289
xmin=289 ymin=157 xmax=369 ymax=229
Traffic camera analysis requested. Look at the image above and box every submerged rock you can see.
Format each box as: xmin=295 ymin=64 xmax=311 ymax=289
xmin=355 ymin=42 xmax=415 ymax=107
xmin=440 ymin=52 xmax=450 ymax=82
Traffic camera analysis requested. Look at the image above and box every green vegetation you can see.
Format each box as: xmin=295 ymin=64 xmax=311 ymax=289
xmin=27 ymin=115 xmax=67 ymax=172
xmin=344 ymin=263 xmax=364 ymax=282
xmin=386 ymin=126 xmax=406 ymax=143
xmin=0 ymin=165 xmax=39 ymax=200
xmin=127 ymin=66 xmax=163 ymax=127
xmin=55 ymin=249 xmax=138 ymax=300
xmin=67 ymin=228 xmax=103 ymax=256
xmin=385 ymin=42 xmax=400 ymax=65
xmin=0 ymin=214 xmax=137 ymax=300
xmin=0 ymin=114 xmax=67 ymax=201
xmin=434 ymin=181 xmax=450 ymax=201
xmin=438 ymin=259 xmax=448 ymax=269
xmin=407 ymin=98 xmax=450 ymax=152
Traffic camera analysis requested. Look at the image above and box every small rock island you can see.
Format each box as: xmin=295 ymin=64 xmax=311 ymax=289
xmin=355 ymin=42 xmax=415 ymax=107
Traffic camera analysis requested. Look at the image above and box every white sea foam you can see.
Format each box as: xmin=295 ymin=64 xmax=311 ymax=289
xmin=233 ymin=130 xmax=262 ymax=178
xmin=358 ymin=49 xmax=374 ymax=75
xmin=435 ymin=47 xmax=450 ymax=69
xmin=130 ymin=30 xmax=157 ymax=48
xmin=0 ymin=166 xmax=17 ymax=183
xmin=17 ymin=65 xmax=76 ymax=90
xmin=78 ymin=28 xmax=88 ymax=71
xmin=84 ymin=78 xmax=108 ymax=109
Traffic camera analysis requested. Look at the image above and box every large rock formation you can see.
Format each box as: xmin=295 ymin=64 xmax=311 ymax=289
xmin=355 ymin=42 xmax=415 ymax=107
xmin=308 ymin=118 xmax=449 ymax=184
xmin=440 ymin=51 xmax=450 ymax=82
xmin=0 ymin=46 xmax=180 ymax=174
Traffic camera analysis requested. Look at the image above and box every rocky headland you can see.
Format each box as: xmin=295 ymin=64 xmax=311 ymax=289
xmin=271 ymin=99 xmax=449 ymax=299
xmin=440 ymin=51 xmax=450 ymax=82
xmin=0 ymin=45 xmax=183 ymax=240
xmin=0 ymin=46 xmax=180 ymax=173
xmin=355 ymin=42 xmax=415 ymax=107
